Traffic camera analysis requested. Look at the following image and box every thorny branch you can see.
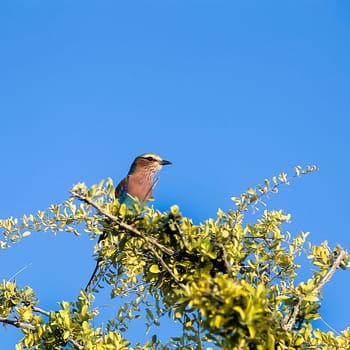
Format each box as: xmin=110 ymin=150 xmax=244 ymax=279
xmin=282 ymin=249 xmax=347 ymax=332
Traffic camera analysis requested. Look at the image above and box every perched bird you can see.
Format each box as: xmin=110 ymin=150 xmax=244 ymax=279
xmin=85 ymin=153 xmax=171 ymax=290
xmin=114 ymin=153 xmax=172 ymax=208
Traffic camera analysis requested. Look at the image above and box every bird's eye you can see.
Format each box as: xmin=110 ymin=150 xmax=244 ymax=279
xmin=146 ymin=156 xmax=154 ymax=161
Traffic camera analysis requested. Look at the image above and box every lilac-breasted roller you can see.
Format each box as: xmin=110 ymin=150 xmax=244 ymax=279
xmin=85 ymin=153 xmax=171 ymax=290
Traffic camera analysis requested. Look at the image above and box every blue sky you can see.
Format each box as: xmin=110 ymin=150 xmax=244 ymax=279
xmin=1 ymin=1 xmax=349 ymax=347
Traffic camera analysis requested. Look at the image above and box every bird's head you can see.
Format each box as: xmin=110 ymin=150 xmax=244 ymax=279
xmin=128 ymin=153 xmax=172 ymax=176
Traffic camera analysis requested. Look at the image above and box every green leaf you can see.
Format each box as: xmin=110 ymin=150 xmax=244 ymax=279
xmin=304 ymin=295 xmax=319 ymax=302
xmin=149 ymin=264 xmax=161 ymax=273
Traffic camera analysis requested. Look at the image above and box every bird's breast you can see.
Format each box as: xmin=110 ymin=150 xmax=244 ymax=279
xmin=127 ymin=174 xmax=153 ymax=203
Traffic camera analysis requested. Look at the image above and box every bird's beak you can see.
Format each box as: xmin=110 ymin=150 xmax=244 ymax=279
xmin=160 ymin=159 xmax=172 ymax=165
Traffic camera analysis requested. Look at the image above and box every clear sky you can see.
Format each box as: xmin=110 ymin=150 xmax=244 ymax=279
xmin=1 ymin=1 xmax=349 ymax=348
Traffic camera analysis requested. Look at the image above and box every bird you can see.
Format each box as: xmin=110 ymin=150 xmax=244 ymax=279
xmin=114 ymin=153 xmax=172 ymax=208
xmin=85 ymin=153 xmax=171 ymax=291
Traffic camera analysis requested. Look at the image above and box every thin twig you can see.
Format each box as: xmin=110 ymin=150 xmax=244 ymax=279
xmin=8 ymin=264 xmax=32 ymax=281
xmin=282 ymin=249 xmax=347 ymax=331
xmin=148 ymin=243 xmax=185 ymax=288
xmin=68 ymin=336 xmax=84 ymax=350
xmin=266 ymin=265 xmax=291 ymax=284
xmin=174 ymin=221 xmax=186 ymax=243
xmin=33 ymin=306 xmax=50 ymax=317
xmin=232 ymin=166 xmax=318 ymax=225
xmin=70 ymin=191 xmax=174 ymax=256
xmin=319 ymin=316 xmax=341 ymax=336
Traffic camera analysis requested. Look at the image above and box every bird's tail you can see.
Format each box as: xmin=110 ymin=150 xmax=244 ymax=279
xmin=85 ymin=259 xmax=101 ymax=292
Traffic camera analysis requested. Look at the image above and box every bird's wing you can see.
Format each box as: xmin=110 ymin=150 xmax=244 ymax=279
xmin=85 ymin=259 xmax=100 ymax=291
xmin=95 ymin=177 xmax=128 ymax=245
xmin=115 ymin=176 xmax=129 ymax=201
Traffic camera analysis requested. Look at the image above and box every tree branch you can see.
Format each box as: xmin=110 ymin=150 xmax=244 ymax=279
xmin=0 ymin=316 xmax=84 ymax=350
xmin=71 ymin=190 xmax=185 ymax=288
xmin=0 ymin=302 xmax=85 ymax=350
xmin=0 ymin=317 xmax=35 ymax=330
xmin=70 ymin=190 xmax=174 ymax=256
xmin=282 ymin=249 xmax=347 ymax=331
xmin=313 ymin=250 xmax=347 ymax=295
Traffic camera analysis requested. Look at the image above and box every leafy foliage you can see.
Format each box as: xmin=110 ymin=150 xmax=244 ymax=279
xmin=1 ymin=166 xmax=349 ymax=349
